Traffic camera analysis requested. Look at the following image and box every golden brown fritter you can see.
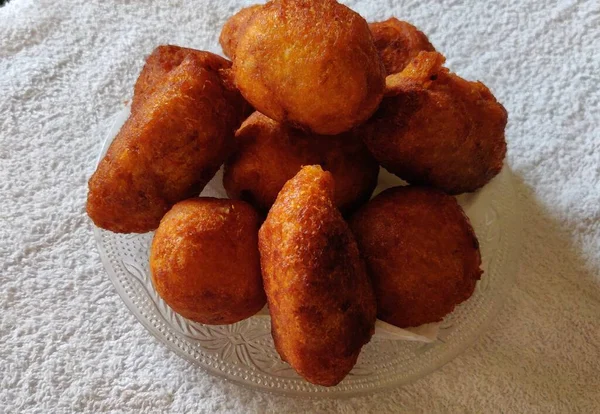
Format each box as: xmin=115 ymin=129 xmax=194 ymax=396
xmin=359 ymin=51 xmax=507 ymax=194
xmin=150 ymin=198 xmax=266 ymax=325
xmin=131 ymin=45 xmax=234 ymax=113
xmin=87 ymin=53 xmax=247 ymax=233
xmin=350 ymin=186 xmax=482 ymax=328
xmin=369 ymin=18 xmax=435 ymax=75
xmin=219 ymin=4 xmax=263 ymax=59
xmin=258 ymin=166 xmax=376 ymax=386
xmin=233 ymin=0 xmax=386 ymax=135
xmin=223 ymin=112 xmax=379 ymax=214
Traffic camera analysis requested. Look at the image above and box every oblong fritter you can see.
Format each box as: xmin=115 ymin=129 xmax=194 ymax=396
xmin=369 ymin=18 xmax=435 ymax=75
xmin=359 ymin=51 xmax=507 ymax=194
xmin=131 ymin=45 xmax=234 ymax=113
xmin=223 ymin=112 xmax=379 ymax=214
xmin=350 ymin=186 xmax=482 ymax=328
xmin=233 ymin=0 xmax=385 ymax=135
xmin=87 ymin=53 xmax=247 ymax=233
xmin=259 ymin=165 xmax=376 ymax=386
xmin=150 ymin=198 xmax=266 ymax=325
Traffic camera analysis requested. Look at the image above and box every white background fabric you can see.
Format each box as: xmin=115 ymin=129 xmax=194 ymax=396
xmin=1 ymin=0 xmax=599 ymax=412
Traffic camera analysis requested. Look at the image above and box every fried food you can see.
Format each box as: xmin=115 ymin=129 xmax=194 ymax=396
xmin=259 ymin=166 xmax=376 ymax=386
xmin=359 ymin=51 xmax=507 ymax=194
xmin=223 ymin=112 xmax=379 ymax=213
xmin=131 ymin=45 xmax=234 ymax=113
xmin=150 ymin=198 xmax=266 ymax=324
xmin=369 ymin=18 xmax=435 ymax=75
xmin=350 ymin=186 xmax=482 ymax=328
xmin=131 ymin=45 xmax=251 ymax=119
xmin=87 ymin=53 xmax=247 ymax=233
xmin=219 ymin=4 xmax=263 ymax=59
xmin=233 ymin=0 xmax=386 ymax=135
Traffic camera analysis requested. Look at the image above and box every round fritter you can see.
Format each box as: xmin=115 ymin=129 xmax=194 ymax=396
xmin=369 ymin=18 xmax=435 ymax=75
xmin=233 ymin=0 xmax=386 ymax=135
xmin=87 ymin=53 xmax=247 ymax=233
xmin=350 ymin=186 xmax=482 ymax=328
xmin=259 ymin=166 xmax=376 ymax=386
xmin=359 ymin=51 xmax=508 ymax=194
xmin=219 ymin=4 xmax=263 ymax=59
xmin=150 ymin=198 xmax=266 ymax=325
xmin=223 ymin=112 xmax=379 ymax=213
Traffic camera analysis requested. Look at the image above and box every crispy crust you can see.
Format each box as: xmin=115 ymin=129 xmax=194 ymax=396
xmin=258 ymin=166 xmax=376 ymax=386
xmin=233 ymin=0 xmax=385 ymax=135
xmin=350 ymin=186 xmax=482 ymax=328
xmin=360 ymin=51 xmax=508 ymax=194
xmin=87 ymin=53 xmax=245 ymax=233
xmin=219 ymin=4 xmax=263 ymax=59
xmin=132 ymin=45 xmax=232 ymax=113
xmin=369 ymin=18 xmax=435 ymax=75
xmin=150 ymin=198 xmax=266 ymax=324
xmin=223 ymin=112 xmax=379 ymax=214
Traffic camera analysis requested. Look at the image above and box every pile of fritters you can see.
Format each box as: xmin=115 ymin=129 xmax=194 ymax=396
xmin=86 ymin=0 xmax=507 ymax=387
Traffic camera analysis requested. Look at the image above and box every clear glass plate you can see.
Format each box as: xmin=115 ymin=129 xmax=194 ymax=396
xmin=93 ymin=107 xmax=522 ymax=397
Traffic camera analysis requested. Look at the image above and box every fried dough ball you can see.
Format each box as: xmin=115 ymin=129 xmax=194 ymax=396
xmin=369 ymin=18 xmax=435 ymax=75
xmin=223 ymin=112 xmax=379 ymax=213
xmin=350 ymin=186 xmax=482 ymax=328
xmin=359 ymin=51 xmax=508 ymax=194
xmin=219 ymin=4 xmax=263 ymax=59
xmin=131 ymin=45 xmax=232 ymax=113
xmin=150 ymin=198 xmax=266 ymax=325
xmin=233 ymin=0 xmax=386 ymax=135
xmin=131 ymin=45 xmax=251 ymax=120
xmin=87 ymin=53 xmax=247 ymax=233
xmin=259 ymin=166 xmax=376 ymax=386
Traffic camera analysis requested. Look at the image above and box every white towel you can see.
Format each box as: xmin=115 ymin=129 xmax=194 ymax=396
xmin=1 ymin=0 xmax=599 ymax=412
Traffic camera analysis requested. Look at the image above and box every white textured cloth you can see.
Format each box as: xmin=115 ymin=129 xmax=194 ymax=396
xmin=1 ymin=0 xmax=599 ymax=412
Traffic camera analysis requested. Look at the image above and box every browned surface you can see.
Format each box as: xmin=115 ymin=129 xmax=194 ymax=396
xmin=258 ymin=166 xmax=376 ymax=386
xmin=360 ymin=51 xmax=507 ymax=194
xmin=223 ymin=112 xmax=379 ymax=214
xmin=233 ymin=0 xmax=385 ymax=135
xmin=86 ymin=53 xmax=246 ymax=233
xmin=131 ymin=45 xmax=232 ymax=113
xmin=150 ymin=198 xmax=266 ymax=325
xmin=219 ymin=4 xmax=263 ymax=59
xmin=369 ymin=18 xmax=435 ymax=75
xmin=350 ymin=186 xmax=482 ymax=328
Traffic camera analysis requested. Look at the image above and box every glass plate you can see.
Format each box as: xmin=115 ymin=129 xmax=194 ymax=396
xmin=93 ymin=107 xmax=522 ymax=397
